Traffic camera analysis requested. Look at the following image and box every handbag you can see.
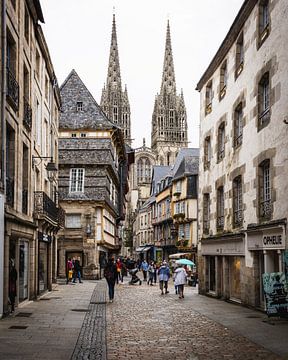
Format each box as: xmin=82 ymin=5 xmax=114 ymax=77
xmin=68 ymin=270 xmax=73 ymax=280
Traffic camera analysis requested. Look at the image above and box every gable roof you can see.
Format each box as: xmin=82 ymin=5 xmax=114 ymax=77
xmin=173 ymin=156 xmax=199 ymax=180
xmin=59 ymin=69 xmax=118 ymax=131
xmin=172 ymin=148 xmax=199 ymax=176
xmin=150 ymin=165 xmax=171 ymax=196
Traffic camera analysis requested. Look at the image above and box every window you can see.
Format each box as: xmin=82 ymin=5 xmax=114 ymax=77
xmin=45 ymin=76 xmax=49 ymax=101
xmin=259 ymin=0 xmax=270 ymax=45
xmin=69 ymin=168 xmax=84 ymax=193
xmin=6 ymin=33 xmax=19 ymax=110
xmin=113 ymin=107 xmax=118 ymax=123
xmin=234 ymin=103 xmax=243 ymax=148
xmin=22 ymin=144 xmax=29 ymax=214
xmin=217 ymin=186 xmax=224 ymax=230
xmin=174 ymin=180 xmax=182 ymax=195
xmin=204 ymin=136 xmax=211 ymax=170
xmin=259 ymin=160 xmax=271 ymax=220
xmin=35 ymin=99 xmax=41 ymax=147
xmin=137 ymin=158 xmax=143 ymax=182
xmin=205 ymin=80 xmax=212 ymax=115
xmin=235 ymin=32 xmax=244 ymax=78
xmin=71 ymin=133 xmax=77 ymax=138
xmin=66 ymin=214 xmax=81 ymax=228
xmin=187 ymin=176 xmax=197 ymax=199
xmin=217 ymin=123 xmax=225 ymax=161
xmin=80 ymin=133 xmax=86 ymax=138
xmin=76 ymin=102 xmax=83 ymax=112
xmin=233 ymin=176 xmax=243 ymax=227
xmin=203 ymin=193 xmax=210 ymax=234
xmin=35 ymin=49 xmax=40 ymax=79
xmin=219 ymin=60 xmax=227 ymax=100
xmin=258 ymin=72 xmax=270 ymax=130
xmin=185 ymin=223 xmax=190 ymax=240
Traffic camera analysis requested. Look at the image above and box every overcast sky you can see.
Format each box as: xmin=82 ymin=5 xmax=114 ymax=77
xmin=41 ymin=0 xmax=243 ymax=149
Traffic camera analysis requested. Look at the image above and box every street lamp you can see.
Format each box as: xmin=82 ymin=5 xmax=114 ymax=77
xmin=32 ymin=156 xmax=57 ymax=182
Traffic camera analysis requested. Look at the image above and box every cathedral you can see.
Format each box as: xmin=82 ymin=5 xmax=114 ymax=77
xmin=101 ymin=15 xmax=188 ymax=208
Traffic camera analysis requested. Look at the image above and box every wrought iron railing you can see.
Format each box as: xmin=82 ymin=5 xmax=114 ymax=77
xmin=6 ymin=177 xmax=14 ymax=207
xmin=34 ymin=191 xmax=58 ymax=223
xmin=23 ymin=97 xmax=32 ymax=131
xmin=260 ymin=199 xmax=272 ymax=220
xmin=7 ymin=67 xmax=19 ymax=111
xmin=22 ymin=189 xmax=28 ymax=214
xmin=233 ymin=209 xmax=243 ymax=227
xmin=57 ymin=206 xmax=65 ymax=228
xmin=217 ymin=216 xmax=224 ymax=230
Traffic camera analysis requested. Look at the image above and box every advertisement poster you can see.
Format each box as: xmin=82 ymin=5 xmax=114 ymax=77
xmin=262 ymin=272 xmax=288 ymax=317
xmin=284 ymin=251 xmax=288 ymax=281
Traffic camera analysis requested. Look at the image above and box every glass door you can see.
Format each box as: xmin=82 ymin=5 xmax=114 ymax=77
xmin=19 ymin=241 xmax=29 ymax=302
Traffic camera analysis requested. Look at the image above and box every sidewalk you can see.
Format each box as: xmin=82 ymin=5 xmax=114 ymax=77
xmin=0 ymin=280 xmax=98 ymax=360
xmin=189 ymin=286 xmax=288 ymax=358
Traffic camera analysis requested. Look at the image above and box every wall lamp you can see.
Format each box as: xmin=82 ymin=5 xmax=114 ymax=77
xmin=32 ymin=156 xmax=58 ymax=181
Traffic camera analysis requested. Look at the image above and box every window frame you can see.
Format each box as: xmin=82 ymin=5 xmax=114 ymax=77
xmin=216 ymin=186 xmax=224 ymax=230
xmin=233 ymin=176 xmax=243 ymax=228
xmin=235 ymin=32 xmax=244 ymax=79
xmin=219 ymin=60 xmax=228 ymax=100
xmin=259 ymin=160 xmax=272 ymax=220
xmin=217 ymin=123 xmax=225 ymax=162
xmin=234 ymin=103 xmax=243 ymax=148
xmin=258 ymin=72 xmax=270 ymax=131
xmin=69 ymin=168 xmax=85 ymax=193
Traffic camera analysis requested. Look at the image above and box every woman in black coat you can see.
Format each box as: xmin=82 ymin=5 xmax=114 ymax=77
xmin=104 ymin=257 xmax=118 ymax=302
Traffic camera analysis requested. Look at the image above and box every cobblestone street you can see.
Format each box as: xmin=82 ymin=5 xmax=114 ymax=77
xmin=106 ymin=278 xmax=287 ymax=360
xmin=0 ymin=278 xmax=287 ymax=359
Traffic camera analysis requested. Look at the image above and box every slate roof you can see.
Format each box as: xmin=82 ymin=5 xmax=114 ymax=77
xmin=59 ymin=69 xmax=118 ymax=131
xmin=150 ymin=165 xmax=171 ymax=196
xmin=173 ymin=156 xmax=199 ymax=181
xmin=172 ymin=148 xmax=199 ymax=176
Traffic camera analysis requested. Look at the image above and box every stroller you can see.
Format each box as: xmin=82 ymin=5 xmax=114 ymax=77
xmin=128 ymin=268 xmax=142 ymax=285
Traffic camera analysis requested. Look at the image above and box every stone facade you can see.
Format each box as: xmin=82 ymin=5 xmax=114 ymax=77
xmin=151 ymin=21 xmax=188 ymax=166
xmin=57 ymin=70 xmax=127 ymax=279
xmin=197 ymin=0 xmax=288 ymax=309
xmin=2 ymin=0 xmax=62 ymax=315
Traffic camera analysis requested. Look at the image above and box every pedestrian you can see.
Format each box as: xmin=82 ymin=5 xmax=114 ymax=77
xmin=66 ymin=257 xmax=73 ymax=284
xmin=9 ymin=259 xmax=17 ymax=313
xmin=147 ymin=261 xmax=155 ymax=286
xmin=153 ymin=262 xmax=158 ymax=284
xmin=141 ymin=260 xmax=149 ymax=281
xmin=158 ymin=260 xmax=170 ymax=295
xmin=104 ymin=257 xmax=118 ymax=302
xmin=72 ymin=257 xmax=83 ymax=283
xmin=174 ymin=265 xmax=187 ymax=299
xmin=116 ymin=258 xmax=123 ymax=283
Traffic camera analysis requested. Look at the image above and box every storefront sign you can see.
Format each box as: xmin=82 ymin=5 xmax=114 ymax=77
xmin=38 ymin=232 xmax=52 ymax=243
xmin=248 ymin=228 xmax=285 ymax=250
xmin=262 ymin=272 xmax=288 ymax=317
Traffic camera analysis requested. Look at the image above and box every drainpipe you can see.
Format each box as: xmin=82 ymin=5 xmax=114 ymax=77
xmin=0 ymin=0 xmax=6 ymax=319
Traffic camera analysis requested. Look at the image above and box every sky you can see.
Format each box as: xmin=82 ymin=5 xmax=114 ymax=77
xmin=41 ymin=0 xmax=243 ymax=149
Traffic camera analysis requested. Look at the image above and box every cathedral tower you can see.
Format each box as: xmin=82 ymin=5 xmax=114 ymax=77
xmin=151 ymin=21 xmax=188 ymax=166
xmin=101 ymin=14 xmax=132 ymax=145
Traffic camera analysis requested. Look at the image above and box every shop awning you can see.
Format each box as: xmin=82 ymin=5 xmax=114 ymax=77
xmin=169 ymin=252 xmax=191 ymax=259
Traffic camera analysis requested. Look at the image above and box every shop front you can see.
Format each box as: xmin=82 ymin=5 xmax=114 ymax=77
xmin=38 ymin=232 xmax=51 ymax=294
xmin=201 ymin=233 xmax=245 ymax=302
xmin=247 ymin=222 xmax=286 ymax=308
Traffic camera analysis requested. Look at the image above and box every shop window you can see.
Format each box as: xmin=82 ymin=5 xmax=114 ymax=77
xmin=234 ymin=103 xmax=243 ymax=148
xmin=259 ymin=159 xmax=272 ymax=220
xmin=217 ymin=123 xmax=225 ymax=162
xmin=219 ymin=60 xmax=228 ymax=100
xmin=69 ymin=168 xmax=85 ymax=193
xmin=258 ymin=72 xmax=270 ymax=131
xmin=203 ymin=193 xmax=210 ymax=235
xmin=235 ymin=32 xmax=244 ymax=78
xmin=205 ymin=80 xmax=213 ymax=115
xmin=204 ymin=136 xmax=211 ymax=170
xmin=233 ymin=176 xmax=243 ymax=227
xmin=217 ymin=186 xmax=224 ymax=230
xmin=258 ymin=0 xmax=270 ymax=46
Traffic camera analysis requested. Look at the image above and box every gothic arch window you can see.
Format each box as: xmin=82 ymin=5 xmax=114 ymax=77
xmin=144 ymin=158 xmax=151 ymax=182
xmin=137 ymin=159 xmax=143 ymax=182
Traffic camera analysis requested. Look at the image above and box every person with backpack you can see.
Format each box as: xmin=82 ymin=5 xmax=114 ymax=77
xmin=104 ymin=257 xmax=118 ymax=302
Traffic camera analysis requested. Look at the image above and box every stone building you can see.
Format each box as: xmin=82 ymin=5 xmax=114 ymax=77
xmin=101 ymin=14 xmax=131 ymax=146
xmin=57 ymin=69 xmax=128 ymax=279
xmin=2 ymin=0 xmax=62 ymax=315
xmin=197 ymin=0 xmax=288 ymax=309
xmin=151 ymin=21 xmax=188 ymax=166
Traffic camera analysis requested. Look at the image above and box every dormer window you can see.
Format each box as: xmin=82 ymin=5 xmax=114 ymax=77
xmin=76 ymin=102 xmax=83 ymax=112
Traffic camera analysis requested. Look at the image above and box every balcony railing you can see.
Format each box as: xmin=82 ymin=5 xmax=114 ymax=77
xmin=23 ymin=97 xmax=32 ymax=131
xmin=6 ymin=177 xmax=14 ymax=207
xmin=58 ymin=205 xmax=65 ymax=228
xmin=22 ymin=189 xmax=28 ymax=214
xmin=7 ymin=67 xmax=19 ymax=111
xmin=233 ymin=209 xmax=243 ymax=227
xmin=217 ymin=216 xmax=224 ymax=230
xmin=34 ymin=191 xmax=58 ymax=223
xmin=260 ymin=199 xmax=272 ymax=220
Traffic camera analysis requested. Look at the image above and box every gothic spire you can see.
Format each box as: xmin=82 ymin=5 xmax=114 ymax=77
xmin=160 ymin=20 xmax=176 ymax=95
xmin=106 ymin=13 xmax=122 ymax=90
